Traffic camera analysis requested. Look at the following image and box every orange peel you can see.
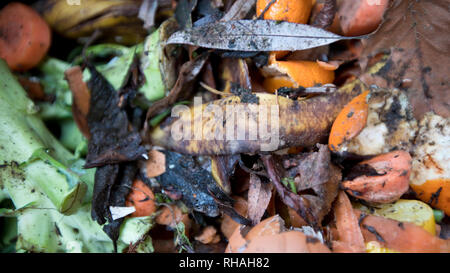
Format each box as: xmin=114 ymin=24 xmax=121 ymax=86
xmin=262 ymin=60 xmax=335 ymax=93
xmin=256 ymin=0 xmax=313 ymax=24
xmin=256 ymin=0 xmax=314 ymax=61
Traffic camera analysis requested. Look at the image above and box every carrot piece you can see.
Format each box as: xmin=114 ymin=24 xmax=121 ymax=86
xmin=125 ymin=179 xmax=157 ymax=217
xmin=333 ymin=191 xmax=366 ymax=253
xmin=342 ymin=150 xmax=412 ymax=203
xmin=411 ymin=179 xmax=450 ymax=216
xmin=355 ymin=209 xmax=450 ymax=253
xmin=0 ymin=2 xmax=51 ymax=71
xmin=328 ymin=90 xmax=369 ymax=152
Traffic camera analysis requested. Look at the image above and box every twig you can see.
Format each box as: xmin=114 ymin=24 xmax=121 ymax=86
xmin=200 ymin=82 xmax=232 ymax=97
xmin=81 ymin=29 xmax=102 ymax=60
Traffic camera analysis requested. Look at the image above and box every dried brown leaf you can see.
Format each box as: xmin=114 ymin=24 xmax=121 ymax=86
xmin=361 ymin=0 xmax=450 ymax=120
xmin=247 ymin=174 xmax=273 ymax=225
xmin=283 ymin=144 xmax=332 ymax=191
xmin=311 ymin=0 xmax=337 ymax=29
xmin=262 ymin=144 xmax=341 ymax=228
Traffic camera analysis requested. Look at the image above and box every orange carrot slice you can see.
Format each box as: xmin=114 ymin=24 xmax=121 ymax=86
xmin=328 ymin=90 xmax=369 ymax=152
xmin=332 ymin=191 xmax=365 ymax=253
xmin=355 ymin=209 xmax=450 ymax=253
xmin=342 ymin=150 xmax=412 ymax=203
xmin=411 ymin=178 xmax=450 ymax=216
xmin=125 ymin=179 xmax=156 ymax=217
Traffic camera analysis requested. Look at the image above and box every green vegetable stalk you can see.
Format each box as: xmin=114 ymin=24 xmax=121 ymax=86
xmin=0 ymin=60 xmax=153 ymax=252
xmin=0 ymin=59 xmax=89 ymax=214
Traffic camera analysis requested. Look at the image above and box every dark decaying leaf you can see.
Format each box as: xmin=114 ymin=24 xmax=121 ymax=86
xmin=157 ymin=150 xmax=221 ymax=217
xmin=175 ymin=0 xmax=198 ymax=29
xmin=247 ymin=174 xmax=273 ymax=225
xmin=84 ymin=64 xmax=146 ymax=168
xmin=82 ymin=65 xmax=145 ymax=248
xmin=311 ymin=0 xmax=337 ymax=29
xmin=360 ymin=0 xmax=450 ymax=120
xmin=92 ymin=163 xmax=138 ymax=250
xmin=157 ymin=150 xmax=251 ymax=225
xmin=210 ymin=154 xmax=240 ymax=194
xmin=193 ymin=0 xmax=223 ymax=27
xmin=167 ymin=20 xmax=354 ymax=52
xmin=262 ymin=145 xmax=341 ymax=229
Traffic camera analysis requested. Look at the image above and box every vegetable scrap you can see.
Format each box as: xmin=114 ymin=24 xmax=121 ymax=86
xmin=0 ymin=0 xmax=449 ymax=254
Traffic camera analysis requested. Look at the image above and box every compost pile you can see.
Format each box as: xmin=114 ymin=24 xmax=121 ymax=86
xmin=0 ymin=0 xmax=449 ymax=253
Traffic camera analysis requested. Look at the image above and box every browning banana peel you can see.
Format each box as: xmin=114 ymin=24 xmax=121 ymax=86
xmin=38 ymin=0 xmax=146 ymax=45
xmin=150 ymin=79 xmax=367 ymax=155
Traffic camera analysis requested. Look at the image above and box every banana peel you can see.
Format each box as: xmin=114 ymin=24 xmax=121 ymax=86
xmin=150 ymin=79 xmax=367 ymax=155
xmin=37 ymin=0 xmax=147 ymax=45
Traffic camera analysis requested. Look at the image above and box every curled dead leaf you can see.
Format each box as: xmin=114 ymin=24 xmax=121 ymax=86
xmin=247 ymin=174 xmax=273 ymax=225
xmin=262 ymin=144 xmax=341 ymax=229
